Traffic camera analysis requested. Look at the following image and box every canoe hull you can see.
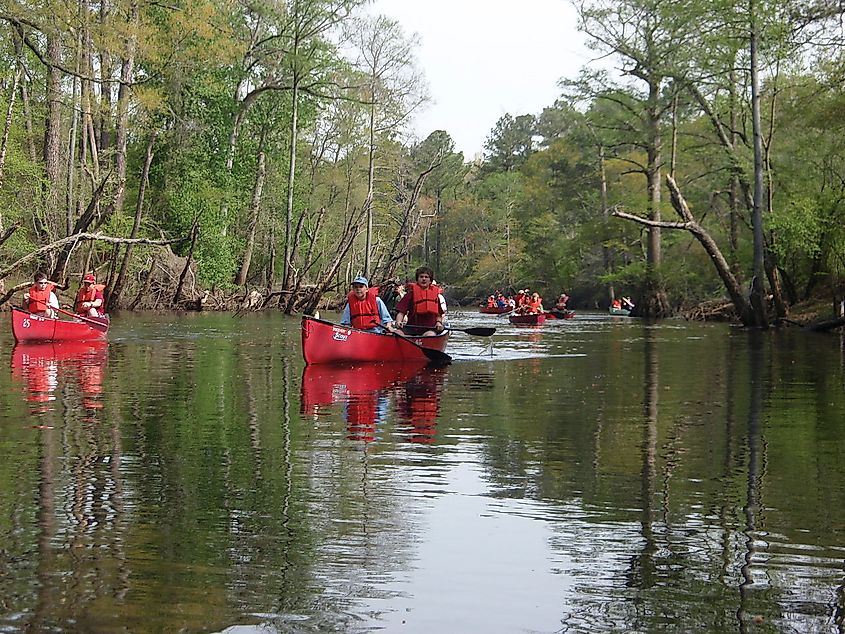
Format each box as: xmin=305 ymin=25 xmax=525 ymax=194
xmin=609 ymin=307 xmax=632 ymax=316
xmin=479 ymin=305 xmax=512 ymax=314
xmin=509 ymin=313 xmax=547 ymax=326
xmin=301 ymin=316 xmax=448 ymax=364
xmin=11 ymin=308 xmax=109 ymax=342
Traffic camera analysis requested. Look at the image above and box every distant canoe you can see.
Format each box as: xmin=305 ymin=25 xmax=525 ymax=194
xmin=11 ymin=307 xmax=109 ymax=342
xmin=301 ymin=315 xmax=449 ymax=364
xmin=609 ymin=307 xmax=632 ymax=316
xmin=509 ymin=312 xmax=546 ymax=326
xmin=544 ymin=309 xmax=575 ymax=320
xmin=479 ymin=305 xmax=512 ymax=314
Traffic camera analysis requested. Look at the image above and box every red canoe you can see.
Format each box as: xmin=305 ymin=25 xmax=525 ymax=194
xmin=509 ymin=312 xmax=547 ymax=326
xmin=301 ymin=316 xmax=449 ymax=364
xmin=11 ymin=307 xmax=109 ymax=342
xmin=479 ymin=305 xmax=512 ymax=315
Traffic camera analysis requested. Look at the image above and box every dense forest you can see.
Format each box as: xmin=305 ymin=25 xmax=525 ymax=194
xmin=1 ymin=0 xmax=844 ymax=324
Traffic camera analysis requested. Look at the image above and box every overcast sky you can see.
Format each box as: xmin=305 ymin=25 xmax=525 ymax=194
xmin=368 ymin=0 xmax=593 ymax=159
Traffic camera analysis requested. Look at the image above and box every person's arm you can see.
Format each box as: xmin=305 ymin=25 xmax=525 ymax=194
xmin=394 ymin=293 xmax=411 ymax=327
xmin=376 ymin=298 xmax=396 ymax=332
xmin=435 ymin=294 xmax=447 ymax=332
xmin=339 ymin=304 xmax=352 ymax=325
xmin=45 ymin=292 xmax=59 ymax=318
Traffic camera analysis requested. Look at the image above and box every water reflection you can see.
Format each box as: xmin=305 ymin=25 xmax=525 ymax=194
xmin=395 ymin=366 xmax=447 ymax=443
xmin=1 ymin=314 xmax=845 ymax=632
xmin=10 ymin=341 xmax=108 ymax=415
xmin=300 ymin=362 xmax=437 ymax=442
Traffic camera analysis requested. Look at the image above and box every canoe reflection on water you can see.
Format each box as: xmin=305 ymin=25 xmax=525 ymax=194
xmin=10 ymin=341 xmax=108 ymax=413
xmin=300 ymin=362 xmax=447 ymax=443
xmin=395 ymin=366 xmax=447 ymax=443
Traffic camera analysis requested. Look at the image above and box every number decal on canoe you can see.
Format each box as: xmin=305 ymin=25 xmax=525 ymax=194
xmin=22 ymin=318 xmax=31 ymax=328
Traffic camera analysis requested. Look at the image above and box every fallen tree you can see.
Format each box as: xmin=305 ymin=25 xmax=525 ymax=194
xmin=614 ymin=174 xmax=758 ymax=326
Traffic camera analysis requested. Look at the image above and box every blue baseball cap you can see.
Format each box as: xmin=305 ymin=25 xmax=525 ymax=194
xmin=352 ymin=275 xmax=369 ymax=286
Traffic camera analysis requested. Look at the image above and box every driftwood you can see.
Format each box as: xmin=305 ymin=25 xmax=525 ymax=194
xmin=0 ymin=232 xmax=185 ymax=281
xmin=779 ymin=317 xmax=845 ymax=332
xmin=681 ymin=299 xmax=737 ymax=322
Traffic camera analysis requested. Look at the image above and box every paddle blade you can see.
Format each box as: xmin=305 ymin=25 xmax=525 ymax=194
xmin=460 ymin=327 xmax=496 ymax=337
xmin=420 ymin=347 xmax=452 ymax=365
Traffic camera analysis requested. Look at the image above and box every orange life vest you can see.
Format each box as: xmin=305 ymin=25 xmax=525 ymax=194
xmin=408 ymin=283 xmax=442 ymax=318
xmin=347 ymin=288 xmax=380 ymax=330
xmin=527 ymin=298 xmax=543 ymax=313
xmin=27 ymin=283 xmax=56 ymax=313
xmin=76 ymin=284 xmax=106 ymax=314
xmin=612 ymin=299 xmax=621 ymax=309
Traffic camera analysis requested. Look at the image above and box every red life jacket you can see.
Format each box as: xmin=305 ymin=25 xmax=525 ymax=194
xmin=408 ymin=283 xmax=442 ymax=318
xmin=27 ymin=283 xmax=56 ymax=313
xmin=347 ymin=288 xmax=381 ymax=330
xmin=76 ymin=284 xmax=106 ymax=314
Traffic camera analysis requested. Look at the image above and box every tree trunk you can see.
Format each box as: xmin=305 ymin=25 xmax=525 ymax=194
xmin=641 ymin=76 xmax=670 ymax=318
xmin=599 ymin=144 xmax=615 ymax=305
xmin=109 ymin=131 xmax=156 ymax=309
xmin=43 ymin=33 xmax=63 ymax=234
xmin=283 ymin=81 xmax=299 ymax=291
xmin=748 ymin=3 xmax=769 ymax=328
xmin=174 ymin=222 xmax=199 ymax=306
xmin=105 ymin=2 xmax=138 ymax=226
xmin=0 ymin=65 xmax=21 ymax=227
xmin=236 ymin=129 xmax=267 ymax=286
xmin=15 ymin=26 xmax=38 ymax=166
xmin=363 ymin=96 xmax=376 ymax=278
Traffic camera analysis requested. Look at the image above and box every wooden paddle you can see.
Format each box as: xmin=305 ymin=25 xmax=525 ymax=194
xmin=56 ymin=307 xmax=109 ymax=332
xmin=402 ymin=324 xmax=495 ymax=337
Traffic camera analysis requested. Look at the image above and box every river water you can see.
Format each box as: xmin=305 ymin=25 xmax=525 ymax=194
xmin=1 ymin=310 xmax=843 ymax=633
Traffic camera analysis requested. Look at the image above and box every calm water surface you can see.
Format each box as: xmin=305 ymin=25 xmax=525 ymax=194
xmin=1 ymin=310 xmax=844 ymax=633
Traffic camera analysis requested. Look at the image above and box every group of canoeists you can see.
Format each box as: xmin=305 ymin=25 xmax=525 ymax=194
xmin=339 ymin=266 xmax=447 ymax=337
xmin=22 ymin=271 xmax=107 ymax=319
xmin=483 ymin=289 xmax=571 ymax=315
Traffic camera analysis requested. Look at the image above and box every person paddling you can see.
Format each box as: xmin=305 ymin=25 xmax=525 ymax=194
xmin=76 ymin=273 xmax=106 ymax=317
xmin=394 ymin=266 xmax=447 ymax=336
xmin=340 ymin=276 xmax=398 ymax=334
xmin=23 ymin=271 xmax=59 ymax=318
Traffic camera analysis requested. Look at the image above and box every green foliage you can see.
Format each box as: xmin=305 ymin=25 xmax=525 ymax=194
xmin=769 ymin=198 xmax=823 ymax=262
xmin=482 ymin=114 xmax=536 ymax=173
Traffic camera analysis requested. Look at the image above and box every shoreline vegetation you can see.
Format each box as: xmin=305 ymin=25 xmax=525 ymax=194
xmin=1 ymin=2 xmax=844 ymax=330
